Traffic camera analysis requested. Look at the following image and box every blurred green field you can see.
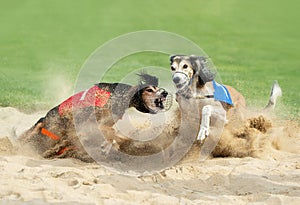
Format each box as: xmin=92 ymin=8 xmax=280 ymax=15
xmin=0 ymin=0 xmax=299 ymax=120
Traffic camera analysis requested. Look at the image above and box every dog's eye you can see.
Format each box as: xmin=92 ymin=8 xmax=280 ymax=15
xmin=171 ymin=66 xmax=176 ymax=71
xmin=183 ymin=64 xmax=188 ymax=69
xmin=146 ymin=89 xmax=154 ymax=92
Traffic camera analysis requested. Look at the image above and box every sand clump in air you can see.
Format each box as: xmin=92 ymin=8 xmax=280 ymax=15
xmin=0 ymin=106 xmax=300 ymax=204
xmin=212 ymin=113 xmax=300 ymax=159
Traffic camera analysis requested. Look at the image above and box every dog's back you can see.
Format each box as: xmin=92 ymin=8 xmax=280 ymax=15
xmin=225 ymin=85 xmax=246 ymax=109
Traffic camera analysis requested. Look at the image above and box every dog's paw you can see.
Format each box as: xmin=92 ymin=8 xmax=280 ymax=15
xmin=197 ymin=125 xmax=209 ymax=142
xmin=100 ymin=140 xmax=113 ymax=155
xmin=100 ymin=139 xmax=122 ymax=155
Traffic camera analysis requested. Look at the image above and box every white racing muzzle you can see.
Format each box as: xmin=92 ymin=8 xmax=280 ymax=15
xmin=172 ymin=72 xmax=190 ymax=90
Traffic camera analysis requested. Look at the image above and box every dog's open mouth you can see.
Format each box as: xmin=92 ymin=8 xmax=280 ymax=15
xmin=146 ymin=88 xmax=172 ymax=113
xmin=152 ymin=88 xmax=172 ymax=112
xmin=154 ymin=96 xmax=167 ymax=109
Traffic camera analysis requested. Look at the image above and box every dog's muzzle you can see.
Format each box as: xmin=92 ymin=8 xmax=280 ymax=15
xmin=172 ymin=72 xmax=189 ymax=90
xmin=154 ymin=88 xmax=172 ymax=112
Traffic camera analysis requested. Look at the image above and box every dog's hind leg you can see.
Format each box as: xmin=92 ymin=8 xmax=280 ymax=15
xmin=19 ymin=118 xmax=45 ymax=143
xmin=264 ymin=80 xmax=282 ymax=110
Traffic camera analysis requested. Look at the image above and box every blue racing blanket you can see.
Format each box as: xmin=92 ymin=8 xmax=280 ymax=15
xmin=213 ymin=80 xmax=234 ymax=106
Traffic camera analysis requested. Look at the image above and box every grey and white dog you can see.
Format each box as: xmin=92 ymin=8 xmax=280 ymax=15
xmin=170 ymin=55 xmax=282 ymax=143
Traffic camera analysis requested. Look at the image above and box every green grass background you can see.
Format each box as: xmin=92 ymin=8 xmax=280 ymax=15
xmin=0 ymin=0 xmax=299 ymax=120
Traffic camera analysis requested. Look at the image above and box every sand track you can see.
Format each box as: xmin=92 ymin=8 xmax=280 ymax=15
xmin=1 ymin=107 xmax=300 ymax=204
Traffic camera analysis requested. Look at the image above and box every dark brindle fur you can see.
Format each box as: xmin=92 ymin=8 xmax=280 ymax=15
xmin=19 ymin=73 xmax=168 ymax=161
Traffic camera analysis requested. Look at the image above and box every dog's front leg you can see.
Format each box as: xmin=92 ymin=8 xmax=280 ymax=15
xmin=197 ymin=105 xmax=212 ymax=142
xmin=99 ymin=125 xmax=131 ymax=154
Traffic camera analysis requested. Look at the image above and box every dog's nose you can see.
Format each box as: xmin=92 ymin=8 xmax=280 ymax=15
xmin=173 ymin=76 xmax=181 ymax=84
xmin=162 ymin=90 xmax=168 ymax=97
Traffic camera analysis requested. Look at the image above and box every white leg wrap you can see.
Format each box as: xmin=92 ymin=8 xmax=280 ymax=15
xmin=197 ymin=105 xmax=212 ymax=141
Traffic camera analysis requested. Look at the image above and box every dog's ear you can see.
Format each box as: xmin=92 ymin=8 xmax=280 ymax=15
xmin=137 ymin=72 xmax=159 ymax=87
xmin=190 ymin=55 xmax=215 ymax=85
xmin=170 ymin=55 xmax=177 ymax=64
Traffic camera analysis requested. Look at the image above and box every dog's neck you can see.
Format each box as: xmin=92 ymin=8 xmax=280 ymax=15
xmin=129 ymin=97 xmax=152 ymax=113
xmin=129 ymin=87 xmax=154 ymax=114
xmin=178 ymin=80 xmax=214 ymax=99
xmin=192 ymin=80 xmax=214 ymax=98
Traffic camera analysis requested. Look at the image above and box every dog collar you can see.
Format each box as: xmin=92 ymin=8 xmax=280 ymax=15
xmin=194 ymin=94 xmax=214 ymax=99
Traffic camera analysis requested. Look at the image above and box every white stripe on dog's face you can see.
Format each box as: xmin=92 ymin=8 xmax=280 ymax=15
xmin=171 ymin=57 xmax=194 ymax=90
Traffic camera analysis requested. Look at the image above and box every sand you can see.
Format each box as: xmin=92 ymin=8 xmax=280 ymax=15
xmin=1 ymin=106 xmax=300 ymax=205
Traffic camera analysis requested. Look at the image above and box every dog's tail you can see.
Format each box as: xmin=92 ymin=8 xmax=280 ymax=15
xmin=264 ymin=80 xmax=282 ymax=111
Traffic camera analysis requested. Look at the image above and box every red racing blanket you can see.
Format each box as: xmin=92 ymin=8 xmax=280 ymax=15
xmin=58 ymin=85 xmax=111 ymax=116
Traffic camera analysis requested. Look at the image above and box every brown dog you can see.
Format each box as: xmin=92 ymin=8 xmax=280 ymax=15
xmin=19 ymin=73 xmax=169 ymax=161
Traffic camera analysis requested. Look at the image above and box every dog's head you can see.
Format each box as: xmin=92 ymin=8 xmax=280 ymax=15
xmin=170 ymin=55 xmax=215 ymax=91
xmin=131 ymin=73 xmax=170 ymax=114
